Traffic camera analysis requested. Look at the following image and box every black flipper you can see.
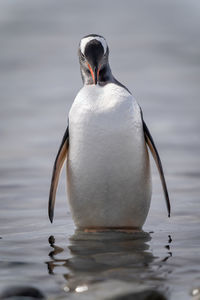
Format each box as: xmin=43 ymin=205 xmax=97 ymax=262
xmin=48 ymin=127 xmax=69 ymax=223
xmin=142 ymin=117 xmax=171 ymax=217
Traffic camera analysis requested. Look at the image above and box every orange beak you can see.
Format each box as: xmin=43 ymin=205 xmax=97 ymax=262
xmin=88 ymin=63 xmax=99 ymax=85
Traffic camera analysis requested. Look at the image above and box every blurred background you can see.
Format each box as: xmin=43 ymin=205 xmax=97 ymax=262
xmin=0 ymin=0 xmax=200 ymax=299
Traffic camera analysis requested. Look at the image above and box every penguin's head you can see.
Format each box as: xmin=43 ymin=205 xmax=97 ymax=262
xmin=78 ymin=34 xmax=112 ymax=85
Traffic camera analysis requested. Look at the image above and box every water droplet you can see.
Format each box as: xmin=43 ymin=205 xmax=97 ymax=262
xmin=63 ymin=286 xmax=69 ymax=292
xmin=75 ymin=285 xmax=88 ymax=293
xmin=192 ymin=288 xmax=200 ymax=296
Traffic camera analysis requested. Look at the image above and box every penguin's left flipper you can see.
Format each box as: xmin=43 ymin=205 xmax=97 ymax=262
xmin=49 ymin=127 xmax=69 ymax=223
xmin=142 ymin=115 xmax=171 ymax=217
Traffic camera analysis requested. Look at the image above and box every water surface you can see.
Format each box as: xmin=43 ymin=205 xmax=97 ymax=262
xmin=0 ymin=1 xmax=200 ymax=299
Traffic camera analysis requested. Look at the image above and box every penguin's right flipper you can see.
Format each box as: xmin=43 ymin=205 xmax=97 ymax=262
xmin=49 ymin=127 xmax=69 ymax=223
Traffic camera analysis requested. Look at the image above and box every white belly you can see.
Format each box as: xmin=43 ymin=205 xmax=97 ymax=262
xmin=67 ymin=83 xmax=152 ymax=229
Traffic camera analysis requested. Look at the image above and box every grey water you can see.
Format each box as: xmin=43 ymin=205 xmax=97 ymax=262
xmin=0 ymin=1 xmax=200 ymax=299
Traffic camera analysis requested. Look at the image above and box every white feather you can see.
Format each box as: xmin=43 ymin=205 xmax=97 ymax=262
xmin=80 ymin=36 xmax=107 ymax=55
xmin=67 ymin=83 xmax=152 ymax=229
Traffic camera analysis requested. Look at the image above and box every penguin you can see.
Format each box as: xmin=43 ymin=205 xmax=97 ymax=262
xmin=48 ymin=34 xmax=171 ymax=230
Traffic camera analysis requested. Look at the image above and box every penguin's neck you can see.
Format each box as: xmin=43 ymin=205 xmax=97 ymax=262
xmin=98 ymin=64 xmax=131 ymax=94
xmin=97 ymin=64 xmax=114 ymax=86
xmin=81 ymin=64 xmax=131 ymax=94
xmin=81 ymin=64 xmax=114 ymax=87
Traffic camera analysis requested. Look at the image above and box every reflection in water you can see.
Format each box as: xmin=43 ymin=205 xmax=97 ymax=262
xmin=47 ymin=236 xmax=65 ymax=276
xmin=162 ymin=235 xmax=172 ymax=262
xmin=46 ymin=230 xmax=172 ymax=298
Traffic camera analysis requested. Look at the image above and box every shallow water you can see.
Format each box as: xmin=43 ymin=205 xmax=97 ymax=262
xmin=0 ymin=1 xmax=200 ymax=299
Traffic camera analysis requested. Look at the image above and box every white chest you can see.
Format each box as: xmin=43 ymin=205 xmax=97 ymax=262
xmin=69 ymin=83 xmax=141 ymax=137
xmin=67 ymin=83 xmax=152 ymax=229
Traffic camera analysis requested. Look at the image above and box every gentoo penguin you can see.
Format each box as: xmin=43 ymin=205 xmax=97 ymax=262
xmin=49 ymin=34 xmax=170 ymax=229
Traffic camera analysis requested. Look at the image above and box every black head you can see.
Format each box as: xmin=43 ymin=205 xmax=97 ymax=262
xmin=78 ymin=34 xmax=113 ymax=86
